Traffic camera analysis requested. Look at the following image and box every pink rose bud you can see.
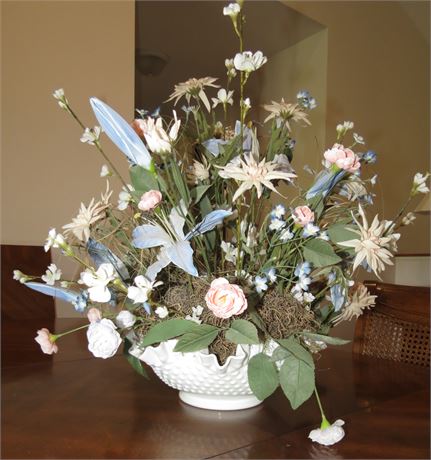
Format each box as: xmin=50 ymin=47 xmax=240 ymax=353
xmin=323 ymin=144 xmax=361 ymax=173
xmin=34 ymin=328 xmax=58 ymax=355
xmin=293 ymin=206 xmax=315 ymax=227
xmin=131 ymin=119 xmax=145 ymax=137
xmin=87 ymin=307 xmax=102 ymax=323
xmin=205 ymin=277 xmax=248 ymax=319
xmin=138 ymin=190 xmax=163 ymax=212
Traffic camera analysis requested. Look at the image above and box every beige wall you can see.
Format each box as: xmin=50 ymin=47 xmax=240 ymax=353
xmin=1 ymin=0 xmax=135 ymax=316
xmin=287 ymin=0 xmax=430 ymax=255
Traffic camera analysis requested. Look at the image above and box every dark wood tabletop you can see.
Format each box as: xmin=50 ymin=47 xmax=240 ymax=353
xmin=1 ymin=318 xmax=429 ymax=459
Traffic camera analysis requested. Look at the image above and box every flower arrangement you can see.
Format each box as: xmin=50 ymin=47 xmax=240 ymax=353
xmin=15 ymin=1 xmax=429 ymax=445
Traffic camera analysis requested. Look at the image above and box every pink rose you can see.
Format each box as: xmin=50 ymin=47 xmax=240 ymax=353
xmin=131 ymin=119 xmax=145 ymax=137
xmin=293 ymin=206 xmax=315 ymax=227
xmin=35 ymin=328 xmax=58 ymax=355
xmin=138 ymin=190 xmax=162 ymax=212
xmin=323 ymin=144 xmax=360 ymax=173
xmin=87 ymin=307 xmax=102 ymax=323
xmin=205 ymin=278 xmax=248 ymax=319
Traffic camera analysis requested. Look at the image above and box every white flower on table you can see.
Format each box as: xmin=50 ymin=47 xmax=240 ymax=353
xmin=223 ymin=2 xmax=240 ymax=18
xmin=233 ymin=51 xmax=267 ymax=73
xmin=127 ymin=275 xmax=163 ymax=304
xmin=41 ymin=263 xmax=62 ymax=286
xmin=13 ymin=270 xmax=30 ymax=284
xmin=401 ymin=212 xmax=416 ymax=226
xmin=185 ymin=305 xmax=204 ymax=324
xmin=117 ymin=184 xmax=134 ymax=211
xmin=412 ymin=172 xmax=430 ymax=195
xmin=80 ymin=126 xmax=101 ymax=145
xmin=87 ymin=318 xmax=122 ymax=359
xmin=44 ymin=228 xmax=66 ymax=252
xmin=115 ymin=310 xmax=136 ymax=328
xmin=155 ymin=306 xmax=169 ymax=319
xmin=309 ymin=419 xmax=345 ymax=446
xmin=100 ymin=164 xmax=111 ymax=177
xmin=212 ymin=88 xmax=234 ymax=108
xmin=79 ymin=263 xmax=116 ymax=303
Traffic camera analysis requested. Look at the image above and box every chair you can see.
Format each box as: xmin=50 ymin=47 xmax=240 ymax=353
xmin=353 ymin=281 xmax=430 ymax=367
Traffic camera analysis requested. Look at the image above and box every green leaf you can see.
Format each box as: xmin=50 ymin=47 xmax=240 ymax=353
xmin=279 ymin=355 xmax=315 ymax=409
xmin=174 ymin=324 xmax=219 ymax=352
xmin=301 ymin=332 xmax=350 ymax=345
xmin=247 ymin=353 xmax=279 ymax=400
xmin=191 ymin=184 xmax=211 ymax=204
xmin=277 ymin=337 xmax=315 ymax=369
xmin=123 ymin=338 xmax=149 ymax=379
xmin=303 ymin=238 xmax=342 ymax=268
xmin=130 ymin=165 xmax=159 ymax=192
xmin=170 ymin=161 xmax=190 ymax=205
xmin=225 ymin=319 xmax=260 ymax=345
xmin=270 ymin=346 xmax=291 ymax=362
xmin=327 ymin=224 xmax=358 ymax=245
xmin=140 ymin=319 xmax=196 ymax=347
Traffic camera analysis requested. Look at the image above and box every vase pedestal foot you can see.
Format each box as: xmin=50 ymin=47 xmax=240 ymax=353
xmin=179 ymin=391 xmax=262 ymax=411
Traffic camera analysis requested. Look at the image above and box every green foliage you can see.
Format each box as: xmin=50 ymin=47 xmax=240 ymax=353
xmin=174 ymin=324 xmax=219 ymax=352
xmin=123 ymin=338 xmax=149 ymax=379
xmin=140 ymin=319 xmax=197 ymax=347
xmin=279 ymin=355 xmax=315 ymax=409
xmin=303 ymin=238 xmax=342 ymax=268
xmin=277 ymin=336 xmax=315 ymax=369
xmin=191 ymin=184 xmax=211 ymax=204
xmin=270 ymin=346 xmax=291 ymax=362
xmin=130 ymin=165 xmax=159 ymax=193
xmin=327 ymin=224 xmax=358 ymax=245
xmin=225 ymin=319 xmax=260 ymax=345
xmin=301 ymin=332 xmax=350 ymax=345
xmin=248 ymin=353 xmax=279 ymax=400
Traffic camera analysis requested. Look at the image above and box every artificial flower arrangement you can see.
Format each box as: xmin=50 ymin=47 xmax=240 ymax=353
xmin=14 ymin=0 xmax=430 ymax=446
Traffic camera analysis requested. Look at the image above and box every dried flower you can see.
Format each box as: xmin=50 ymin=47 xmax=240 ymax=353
xmin=263 ymin=99 xmax=310 ymax=131
xmin=167 ymin=77 xmax=219 ymax=112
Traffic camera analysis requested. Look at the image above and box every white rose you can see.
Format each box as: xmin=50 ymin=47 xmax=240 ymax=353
xmin=308 ymin=419 xmax=345 ymax=446
xmin=116 ymin=310 xmax=136 ymax=328
xmin=87 ymin=318 xmax=122 ymax=359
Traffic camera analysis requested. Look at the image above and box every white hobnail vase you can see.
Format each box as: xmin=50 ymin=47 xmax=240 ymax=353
xmin=130 ymin=339 xmax=276 ymax=411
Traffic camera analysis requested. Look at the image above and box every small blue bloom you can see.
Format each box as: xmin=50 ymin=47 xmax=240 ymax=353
xmin=271 ymin=204 xmax=286 ymax=219
xmin=287 ymin=139 xmax=296 ymax=150
xmin=330 ymin=284 xmax=346 ymax=312
xmin=72 ymin=290 xmax=89 ymax=312
xmin=362 ymin=150 xmax=377 ymax=164
xmin=298 ymin=276 xmax=312 ymax=291
xmin=254 ymin=276 xmax=268 ymax=294
xmin=143 ymin=302 xmax=152 ymax=314
xmin=297 ymin=90 xmax=317 ymax=110
xmin=265 ymin=268 xmax=277 ymax=283
xmin=269 ymin=217 xmax=285 ymax=232
xmin=295 ymin=262 xmax=312 ymax=278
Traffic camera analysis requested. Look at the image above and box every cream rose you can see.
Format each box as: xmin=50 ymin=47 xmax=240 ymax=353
xmin=324 ymin=144 xmax=360 ymax=173
xmin=138 ymin=190 xmax=162 ymax=212
xmin=293 ymin=206 xmax=315 ymax=227
xmin=35 ymin=328 xmax=58 ymax=355
xmin=205 ymin=278 xmax=247 ymax=319
xmin=87 ymin=319 xmax=121 ymax=359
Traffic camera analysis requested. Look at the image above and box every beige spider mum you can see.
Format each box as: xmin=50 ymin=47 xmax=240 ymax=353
xmin=263 ymin=98 xmax=310 ymax=131
xmin=167 ymin=77 xmax=219 ymax=112
xmin=334 ymin=284 xmax=377 ymax=324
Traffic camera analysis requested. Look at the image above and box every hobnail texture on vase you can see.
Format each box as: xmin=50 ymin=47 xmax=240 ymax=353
xmin=129 ymin=339 xmax=276 ymax=410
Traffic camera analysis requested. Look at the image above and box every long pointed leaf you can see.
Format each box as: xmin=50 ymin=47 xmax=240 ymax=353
xmin=87 ymin=238 xmax=130 ymax=281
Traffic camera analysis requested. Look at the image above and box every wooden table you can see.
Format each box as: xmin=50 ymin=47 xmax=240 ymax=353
xmin=2 ymin=319 xmax=429 ymax=459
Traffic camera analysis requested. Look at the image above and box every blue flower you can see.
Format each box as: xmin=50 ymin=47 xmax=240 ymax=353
xmin=330 ymin=284 xmax=346 ymax=311
xmin=295 ymin=262 xmax=312 ymax=278
xmin=271 ymin=204 xmax=286 ymax=219
xmin=269 ymin=218 xmax=285 ymax=232
xmin=287 ymin=139 xmax=296 ymax=150
xmin=254 ymin=276 xmax=268 ymax=294
xmin=362 ymin=150 xmax=377 ymax=164
xmin=265 ymin=268 xmax=277 ymax=283
xmin=297 ymin=90 xmax=317 ymax=110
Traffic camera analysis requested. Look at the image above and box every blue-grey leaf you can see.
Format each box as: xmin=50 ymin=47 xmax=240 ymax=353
xmin=306 ymin=169 xmax=346 ymax=200
xmin=87 ymin=238 xmax=130 ymax=282
xmin=202 ymin=138 xmax=227 ymax=157
xmin=166 ymin=241 xmax=198 ymax=277
xmin=25 ymin=282 xmax=88 ymax=312
xmin=90 ymin=97 xmax=152 ymax=169
xmin=186 ymin=209 xmax=232 ymax=239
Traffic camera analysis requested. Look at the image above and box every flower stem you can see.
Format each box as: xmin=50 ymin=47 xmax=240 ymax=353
xmin=314 ymin=387 xmax=331 ymax=429
xmin=53 ymin=323 xmax=90 ymax=340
